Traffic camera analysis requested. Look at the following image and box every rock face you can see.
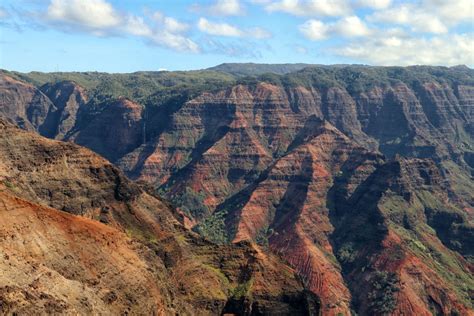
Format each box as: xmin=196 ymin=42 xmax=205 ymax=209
xmin=70 ymin=97 xmax=144 ymax=162
xmin=0 ymin=75 xmax=55 ymax=132
xmin=1 ymin=65 xmax=473 ymax=315
xmin=0 ymin=119 xmax=318 ymax=315
xmin=40 ymin=80 xmax=88 ymax=139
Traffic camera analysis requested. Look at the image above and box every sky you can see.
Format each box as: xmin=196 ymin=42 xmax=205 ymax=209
xmin=0 ymin=0 xmax=473 ymax=72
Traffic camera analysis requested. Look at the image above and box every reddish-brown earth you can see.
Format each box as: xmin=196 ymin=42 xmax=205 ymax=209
xmin=1 ymin=65 xmax=473 ymax=315
xmin=0 ymin=190 xmax=171 ymax=315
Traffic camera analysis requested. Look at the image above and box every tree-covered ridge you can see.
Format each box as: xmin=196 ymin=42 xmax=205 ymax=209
xmin=207 ymin=62 xmax=314 ymax=76
xmin=238 ymin=64 xmax=474 ymax=92
xmin=3 ymin=64 xmax=472 ymax=106
xmin=0 ymin=69 xmax=236 ymax=105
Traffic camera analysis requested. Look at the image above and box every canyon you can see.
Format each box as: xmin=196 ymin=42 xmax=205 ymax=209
xmin=0 ymin=64 xmax=473 ymax=315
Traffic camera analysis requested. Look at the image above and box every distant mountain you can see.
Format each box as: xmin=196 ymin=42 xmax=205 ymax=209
xmin=1 ymin=64 xmax=473 ymax=315
xmin=207 ymin=62 xmax=315 ymax=76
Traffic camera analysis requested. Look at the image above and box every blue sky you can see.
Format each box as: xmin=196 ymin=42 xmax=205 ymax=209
xmin=0 ymin=0 xmax=473 ymax=72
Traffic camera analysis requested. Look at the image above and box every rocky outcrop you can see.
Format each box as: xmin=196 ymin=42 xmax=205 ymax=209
xmin=227 ymin=119 xmax=376 ymax=315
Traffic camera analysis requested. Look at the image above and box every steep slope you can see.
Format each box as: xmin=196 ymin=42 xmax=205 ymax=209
xmin=218 ymin=120 xmax=474 ymax=315
xmin=40 ymin=80 xmax=88 ymax=139
xmin=327 ymin=157 xmax=474 ymax=315
xmin=0 ymin=119 xmax=319 ymax=315
xmin=69 ymin=97 xmax=144 ymax=162
xmin=0 ymin=74 xmax=56 ymax=132
xmin=120 ymin=83 xmax=316 ymax=217
xmin=0 ymin=190 xmax=172 ymax=315
xmin=224 ymin=118 xmax=377 ymax=315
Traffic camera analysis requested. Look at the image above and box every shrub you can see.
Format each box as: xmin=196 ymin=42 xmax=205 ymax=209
xmin=337 ymin=242 xmax=357 ymax=264
xmin=193 ymin=210 xmax=228 ymax=244
xmin=368 ymin=271 xmax=400 ymax=315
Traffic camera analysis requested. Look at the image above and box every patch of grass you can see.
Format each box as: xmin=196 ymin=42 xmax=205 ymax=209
xmin=231 ymin=278 xmax=254 ymax=299
xmin=124 ymin=226 xmax=158 ymax=244
xmin=3 ymin=180 xmax=15 ymax=190
xmin=202 ymin=264 xmax=231 ymax=287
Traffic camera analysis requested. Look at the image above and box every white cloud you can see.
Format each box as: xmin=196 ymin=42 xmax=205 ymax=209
xmin=198 ymin=18 xmax=243 ymax=36
xmin=209 ymin=0 xmax=244 ymax=16
xmin=265 ymin=0 xmax=351 ymax=17
xmin=46 ymin=0 xmax=121 ymax=30
xmin=124 ymin=15 xmax=152 ymax=36
xmin=197 ymin=18 xmax=272 ymax=39
xmin=336 ymin=33 xmax=474 ymax=66
xmin=8 ymin=0 xmax=474 ymax=64
xmin=299 ymin=16 xmax=370 ymax=40
xmin=332 ymin=16 xmax=370 ymax=37
xmin=152 ymin=12 xmax=189 ymax=33
xmin=256 ymin=0 xmax=392 ymax=14
xmin=249 ymin=0 xmax=272 ymax=4
xmin=299 ymin=20 xmax=328 ymax=40
xmin=150 ymin=31 xmax=200 ymax=53
xmin=356 ymin=0 xmax=391 ymax=9
xmin=190 ymin=0 xmax=244 ymax=16
xmin=41 ymin=0 xmax=199 ymax=52
xmin=369 ymin=4 xmax=448 ymax=34
xmin=422 ymin=0 xmax=473 ymax=25
xmin=368 ymin=0 xmax=473 ymax=34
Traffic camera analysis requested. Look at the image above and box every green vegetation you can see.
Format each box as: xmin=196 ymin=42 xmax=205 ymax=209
xmin=417 ymin=190 xmax=473 ymax=258
xmin=234 ymin=65 xmax=474 ymax=95
xmin=336 ymin=242 xmax=358 ymax=264
xmin=124 ymin=226 xmax=158 ymax=244
xmin=193 ymin=210 xmax=229 ymax=244
xmin=169 ymin=187 xmax=210 ymax=219
xmin=202 ymin=264 xmax=231 ymax=288
xmin=1 ymin=69 xmax=236 ymax=109
xmin=3 ymin=180 xmax=15 ymax=190
xmin=441 ymin=161 xmax=474 ymax=204
xmin=209 ymin=63 xmax=312 ymax=77
xmin=368 ymin=271 xmax=400 ymax=315
xmin=255 ymin=227 xmax=274 ymax=247
xmin=382 ymin=190 xmax=474 ymax=310
xmin=5 ymin=65 xmax=472 ymax=110
xmin=231 ymin=278 xmax=254 ymax=299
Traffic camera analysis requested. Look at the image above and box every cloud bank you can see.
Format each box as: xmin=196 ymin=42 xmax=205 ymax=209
xmin=1 ymin=0 xmax=473 ymax=65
